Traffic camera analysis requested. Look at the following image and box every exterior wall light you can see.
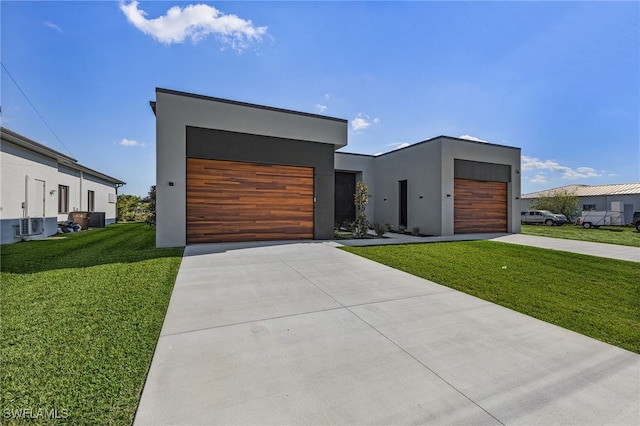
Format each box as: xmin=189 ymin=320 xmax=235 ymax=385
xmin=168 ymin=181 xmax=174 ymax=186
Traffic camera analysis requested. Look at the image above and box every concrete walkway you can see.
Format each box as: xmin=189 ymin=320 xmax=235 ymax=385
xmin=135 ymin=240 xmax=639 ymax=425
xmin=491 ymin=234 xmax=640 ymax=262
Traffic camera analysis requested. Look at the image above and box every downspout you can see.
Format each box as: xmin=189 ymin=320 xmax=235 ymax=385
xmin=24 ymin=174 xmax=29 ymax=218
xmin=79 ymin=170 xmax=83 ymax=211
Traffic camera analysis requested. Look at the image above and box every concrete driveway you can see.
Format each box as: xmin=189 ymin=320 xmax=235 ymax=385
xmin=135 ymin=241 xmax=639 ymax=425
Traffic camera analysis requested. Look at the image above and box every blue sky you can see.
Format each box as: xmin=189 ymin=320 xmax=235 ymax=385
xmin=2 ymin=1 xmax=638 ymax=197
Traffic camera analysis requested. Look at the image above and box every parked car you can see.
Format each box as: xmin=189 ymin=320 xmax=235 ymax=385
xmin=633 ymin=211 xmax=640 ymax=231
xmin=521 ymin=209 xmax=568 ymax=226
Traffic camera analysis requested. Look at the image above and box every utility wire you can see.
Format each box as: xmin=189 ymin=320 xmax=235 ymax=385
xmin=1 ymin=61 xmax=74 ymax=157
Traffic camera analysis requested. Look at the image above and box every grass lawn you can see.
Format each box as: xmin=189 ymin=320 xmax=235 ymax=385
xmin=521 ymin=223 xmax=640 ymax=247
xmin=1 ymin=223 xmax=183 ymax=425
xmin=341 ymin=241 xmax=640 ymax=354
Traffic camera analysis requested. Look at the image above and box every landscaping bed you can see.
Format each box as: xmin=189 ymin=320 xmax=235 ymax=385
xmin=1 ymin=223 xmax=183 ymax=425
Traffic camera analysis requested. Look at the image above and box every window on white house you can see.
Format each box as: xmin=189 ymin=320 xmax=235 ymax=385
xmin=58 ymin=185 xmax=69 ymax=214
xmin=87 ymin=190 xmax=95 ymax=212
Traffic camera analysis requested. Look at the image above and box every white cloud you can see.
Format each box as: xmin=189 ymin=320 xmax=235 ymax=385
xmin=389 ymin=142 xmax=410 ymax=149
xmin=44 ymin=21 xmax=62 ymax=32
xmin=459 ymin=134 xmax=487 ymax=142
xmin=386 ymin=142 xmax=410 ymax=150
xmin=530 ymin=174 xmax=548 ymax=184
xmin=315 ymin=104 xmax=327 ymax=113
xmin=120 ymin=138 xmax=146 ymax=148
xmin=119 ymin=1 xmax=267 ymax=51
xmin=521 ymin=155 xmax=602 ymax=180
xmin=351 ymin=113 xmax=379 ymax=131
xmin=563 ymin=166 xmax=600 ymax=180
xmin=351 ymin=114 xmax=370 ymax=131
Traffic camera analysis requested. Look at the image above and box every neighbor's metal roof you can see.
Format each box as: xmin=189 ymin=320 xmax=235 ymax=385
xmin=522 ymin=183 xmax=640 ymax=198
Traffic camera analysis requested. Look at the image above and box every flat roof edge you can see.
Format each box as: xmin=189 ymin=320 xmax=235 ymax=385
xmin=156 ymin=88 xmax=348 ymax=124
xmin=373 ymin=135 xmax=520 ymax=158
xmin=335 ymin=151 xmax=375 ymax=158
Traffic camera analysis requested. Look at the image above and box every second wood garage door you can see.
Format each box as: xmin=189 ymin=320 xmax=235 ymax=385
xmin=454 ymin=178 xmax=507 ymax=234
xmin=187 ymin=158 xmax=314 ymax=244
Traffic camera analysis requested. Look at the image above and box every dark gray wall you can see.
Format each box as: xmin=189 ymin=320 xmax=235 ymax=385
xmin=454 ymin=159 xmax=511 ymax=183
xmin=186 ymin=126 xmax=335 ymax=239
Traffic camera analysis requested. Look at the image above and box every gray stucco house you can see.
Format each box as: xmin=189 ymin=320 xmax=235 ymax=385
xmin=152 ymin=88 xmax=521 ymax=247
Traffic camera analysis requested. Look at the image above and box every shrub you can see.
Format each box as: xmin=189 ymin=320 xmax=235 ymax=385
xmin=374 ymin=223 xmax=389 ymax=237
xmin=411 ymin=227 xmax=420 ymax=236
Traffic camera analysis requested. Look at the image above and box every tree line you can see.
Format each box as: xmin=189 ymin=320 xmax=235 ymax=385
xmin=117 ymin=185 xmax=156 ymax=224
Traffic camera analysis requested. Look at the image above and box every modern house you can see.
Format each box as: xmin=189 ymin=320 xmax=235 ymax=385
xmin=0 ymin=127 xmax=125 ymax=244
xmin=522 ymin=183 xmax=640 ymax=225
xmin=152 ymin=88 xmax=521 ymax=247
xmin=335 ymin=138 xmax=522 ymax=237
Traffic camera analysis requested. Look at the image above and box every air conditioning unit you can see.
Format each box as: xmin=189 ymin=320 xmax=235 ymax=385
xmin=15 ymin=217 xmax=45 ymax=237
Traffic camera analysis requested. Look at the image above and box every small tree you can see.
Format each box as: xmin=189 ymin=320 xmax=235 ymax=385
xmin=353 ymin=181 xmax=369 ymax=238
xmin=529 ymin=189 xmax=580 ymax=221
xmin=117 ymin=194 xmax=142 ymax=222
xmin=146 ymin=185 xmax=156 ymax=226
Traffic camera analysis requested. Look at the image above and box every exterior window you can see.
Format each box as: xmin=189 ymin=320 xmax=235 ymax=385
xmin=58 ymin=185 xmax=69 ymax=214
xmin=87 ymin=190 xmax=95 ymax=212
xmin=583 ymin=204 xmax=596 ymax=211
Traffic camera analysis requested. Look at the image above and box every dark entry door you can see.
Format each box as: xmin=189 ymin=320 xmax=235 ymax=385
xmin=399 ymin=180 xmax=408 ymax=227
xmin=335 ymin=172 xmax=356 ymax=226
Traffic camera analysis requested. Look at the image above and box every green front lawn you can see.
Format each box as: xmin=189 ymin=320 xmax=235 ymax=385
xmin=341 ymin=241 xmax=640 ymax=354
xmin=521 ymin=223 xmax=640 ymax=247
xmin=1 ymin=223 xmax=183 ymax=425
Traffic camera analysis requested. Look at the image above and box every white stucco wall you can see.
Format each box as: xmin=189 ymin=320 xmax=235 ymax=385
xmin=82 ymin=174 xmax=118 ymax=221
xmin=1 ymin=138 xmax=121 ymax=244
xmin=155 ymin=89 xmax=348 ymax=248
xmin=57 ymin=165 xmax=118 ymax=222
xmin=1 ymin=142 xmax=59 ymax=221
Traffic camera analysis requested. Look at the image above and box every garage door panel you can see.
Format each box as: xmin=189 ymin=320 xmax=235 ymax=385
xmin=187 ymin=158 xmax=314 ymax=243
xmin=186 ymin=225 xmax=313 ymax=244
xmin=454 ymin=179 xmax=507 ymax=234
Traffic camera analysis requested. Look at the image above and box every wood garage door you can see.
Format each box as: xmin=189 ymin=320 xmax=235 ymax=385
xmin=454 ymin=178 xmax=507 ymax=234
xmin=187 ymin=158 xmax=314 ymax=244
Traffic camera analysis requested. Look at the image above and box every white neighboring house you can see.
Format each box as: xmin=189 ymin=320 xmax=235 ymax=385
xmin=521 ymin=183 xmax=640 ymax=225
xmin=1 ymin=127 xmax=125 ymax=244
